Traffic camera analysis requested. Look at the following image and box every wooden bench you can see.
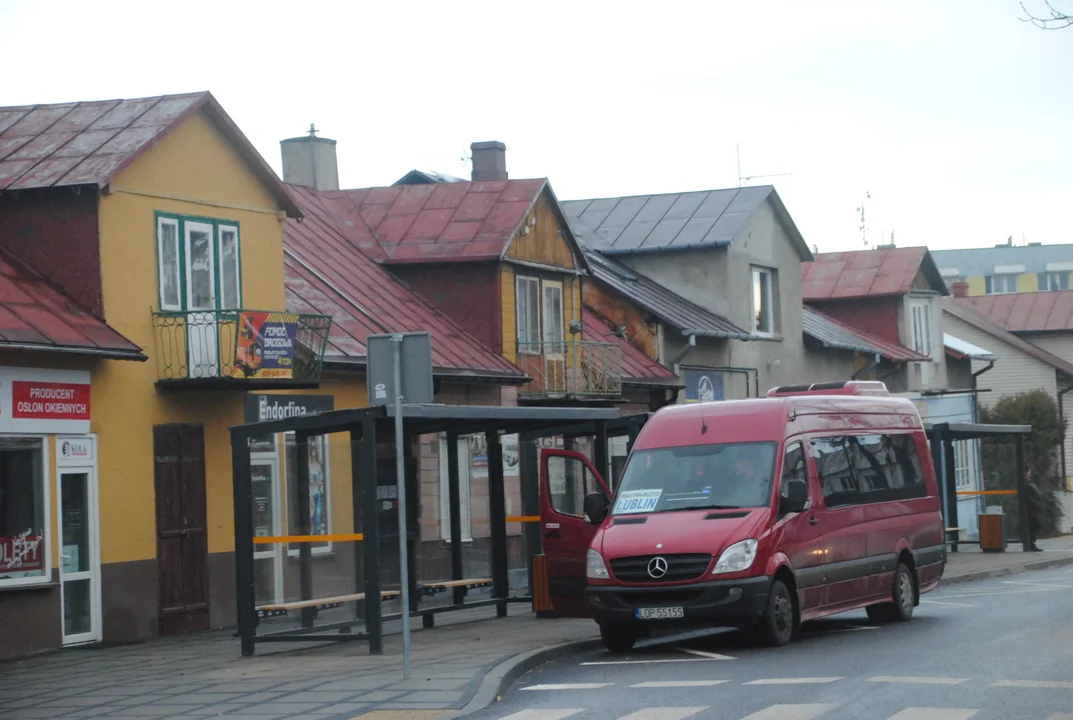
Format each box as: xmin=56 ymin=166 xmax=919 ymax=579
xmin=256 ymin=590 xmax=400 ymax=619
xmin=417 ymin=578 xmax=493 ymax=598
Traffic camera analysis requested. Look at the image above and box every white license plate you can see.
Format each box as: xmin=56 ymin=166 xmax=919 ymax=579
xmin=635 ymin=606 xmax=684 ymax=620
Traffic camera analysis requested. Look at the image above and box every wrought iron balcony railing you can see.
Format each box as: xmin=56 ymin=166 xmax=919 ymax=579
xmin=152 ymin=309 xmax=332 ymax=389
xmin=516 ymin=340 xmax=623 ymax=399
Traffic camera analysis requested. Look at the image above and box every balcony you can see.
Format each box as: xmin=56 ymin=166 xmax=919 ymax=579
xmin=152 ymin=309 xmax=332 ymax=390
xmin=516 ymin=340 xmax=623 ymax=401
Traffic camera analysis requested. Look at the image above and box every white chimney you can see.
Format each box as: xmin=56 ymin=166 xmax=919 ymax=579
xmin=280 ymin=124 xmax=339 ymax=191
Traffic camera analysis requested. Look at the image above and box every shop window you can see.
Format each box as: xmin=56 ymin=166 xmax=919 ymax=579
xmin=156 ymin=212 xmax=242 ymax=312
xmin=751 ymin=266 xmax=775 ymax=336
xmin=285 ymin=434 xmax=331 ymax=554
xmin=438 ymin=434 xmax=472 ymax=542
xmin=0 ymin=438 xmax=47 ymax=586
xmin=954 ymin=440 xmax=975 ymax=490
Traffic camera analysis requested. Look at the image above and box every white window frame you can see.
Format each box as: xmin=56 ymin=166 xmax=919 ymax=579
xmin=157 ymin=217 xmax=182 ymax=311
xmin=0 ymin=435 xmax=51 ymax=589
xmin=1041 ymin=272 xmax=1067 ymax=292
xmin=184 ymin=221 xmax=217 ymax=312
xmin=217 ymin=224 xmax=242 ymax=311
xmin=751 ymin=267 xmax=775 ymax=336
xmin=910 ymin=300 xmax=932 ymax=356
xmin=541 ymin=279 xmax=565 ymax=355
xmin=438 ymin=434 xmax=472 ymax=542
xmin=516 ymin=276 xmax=541 ymax=354
xmin=285 ymin=432 xmax=333 ymax=557
xmin=990 ymin=274 xmax=1018 ymax=294
xmin=954 ymin=440 xmax=974 ymax=490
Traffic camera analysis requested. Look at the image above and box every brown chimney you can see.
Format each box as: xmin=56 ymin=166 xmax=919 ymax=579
xmin=471 ymin=141 xmax=507 ymax=181
xmin=952 ymin=281 xmax=969 ymax=298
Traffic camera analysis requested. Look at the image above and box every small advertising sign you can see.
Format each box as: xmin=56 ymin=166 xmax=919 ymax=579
xmin=0 ymin=367 xmax=91 ymax=434
xmin=683 ymin=367 xmax=725 ymax=403
xmin=232 ymin=312 xmax=300 ymax=380
xmin=0 ymin=530 xmax=44 ymax=573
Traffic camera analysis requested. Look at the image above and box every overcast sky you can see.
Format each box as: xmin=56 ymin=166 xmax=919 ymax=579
xmin=2 ymin=0 xmax=1070 ymax=253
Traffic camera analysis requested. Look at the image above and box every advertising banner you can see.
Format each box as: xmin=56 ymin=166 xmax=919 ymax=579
xmin=0 ymin=530 xmax=44 ymax=574
xmin=233 ymin=312 xmax=300 ymax=379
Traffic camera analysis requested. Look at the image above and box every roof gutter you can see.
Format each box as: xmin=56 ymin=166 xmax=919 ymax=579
xmin=0 ymin=343 xmax=148 ymax=362
xmin=680 ymin=328 xmax=758 ymax=341
xmin=600 ymin=240 xmax=732 ymax=257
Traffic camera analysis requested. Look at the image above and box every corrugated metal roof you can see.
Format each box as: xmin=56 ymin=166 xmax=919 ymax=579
xmin=0 ymin=250 xmax=143 ymax=359
xmin=944 ymin=333 xmax=996 ymax=361
xmin=581 ymin=307 xmax=679 ymax=386
xmin=942 ymin=298 xmax=1073 ymax=377
xmin=393 ymin=169 xmax=467 ymax=185
xmin=931 ymin=243 xmax=1073 ymax=279
xmin=802 ymin=306 xmax=930 ymax=363
xmin=0 ymin=92 xmax=301 ymax=217
xmin=802 ymin=247 xmax=948 ymax=300
xmin=284 ymin=185 xmax=524 ymax=380
xmin=955 ymin=291 xmax=1073 ymax=333
xmin=584 ymin=246 xmax=753 ymax=339
xmin=313 ymin=179 xmax=577 ymax=265
xmin=563 ymin=185 xmax=812 ymax=261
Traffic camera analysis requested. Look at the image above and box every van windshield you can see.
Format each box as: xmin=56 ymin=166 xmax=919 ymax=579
xmin=610 ymin=442 xmax=777 ymax=515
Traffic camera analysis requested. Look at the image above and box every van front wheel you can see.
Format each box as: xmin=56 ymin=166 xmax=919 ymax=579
xmin=758 ymin=579 xmax=795 ymax=646
xmin=599 ymin=624 xmax=637 ymax=654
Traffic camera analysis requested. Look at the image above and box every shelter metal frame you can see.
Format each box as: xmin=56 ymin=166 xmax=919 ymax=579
xmin=230 ymin=404 xmax=618 ymax=657
xmin=925 ymin=422 xmax=1033 ymax=553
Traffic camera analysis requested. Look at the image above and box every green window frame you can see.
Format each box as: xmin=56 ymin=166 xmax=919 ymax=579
xmin=155 ymin=211 xmax=243 ymax=312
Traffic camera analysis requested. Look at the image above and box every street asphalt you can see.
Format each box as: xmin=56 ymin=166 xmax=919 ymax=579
xmin=465 ymin=565 xmax=1073 ymax=720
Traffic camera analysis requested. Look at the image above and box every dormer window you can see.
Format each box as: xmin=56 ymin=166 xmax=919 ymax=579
xmin=751 ymin=266 xmax=775 ymax=336
xmin=156 ymin=212 xmax=242 ymax=312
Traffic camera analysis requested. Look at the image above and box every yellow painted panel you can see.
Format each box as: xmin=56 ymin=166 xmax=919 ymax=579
xmin=1018 ymin=272 xmax=1036 ymax=292
xmin=504 ymin=194 xmax=576 ymax=269
xmin=965 ymin=275 xmax=986 ymax=296
xmin=501 ymin=266 xmax=517 ymax=364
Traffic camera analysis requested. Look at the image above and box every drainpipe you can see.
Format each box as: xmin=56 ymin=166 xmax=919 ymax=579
xmin=669 ymin=334 xmax=697 ymax=374
xmin=1059 ymin=385 xmax=1073 ymax=489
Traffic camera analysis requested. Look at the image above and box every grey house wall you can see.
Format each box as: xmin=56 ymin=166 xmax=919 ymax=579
xmin=633 ymin=199 xmax=827 ymax=397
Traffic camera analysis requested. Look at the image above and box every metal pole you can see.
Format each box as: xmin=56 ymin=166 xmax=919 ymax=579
xmin=230 ymin=430 xmax=255 ymax=657
xmin=392 ymin=334 xmax=411 ymax=679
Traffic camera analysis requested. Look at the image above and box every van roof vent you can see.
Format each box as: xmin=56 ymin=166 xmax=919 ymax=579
xmin=767 ymin=380 xmax=890 ymax=398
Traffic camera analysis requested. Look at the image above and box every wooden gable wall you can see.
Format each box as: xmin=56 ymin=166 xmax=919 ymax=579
xmin=504 ymin=192 xmax=577 ymax=270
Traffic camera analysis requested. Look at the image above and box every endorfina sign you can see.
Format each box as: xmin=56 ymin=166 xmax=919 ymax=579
xmin=244 ymin=393 xmax=334 ymax=424
xmin=0 ymin=367 xmax=91 ymax=434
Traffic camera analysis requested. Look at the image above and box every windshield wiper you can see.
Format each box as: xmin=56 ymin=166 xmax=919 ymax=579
xmin=662 ymin=503 xmax=743 ymax=512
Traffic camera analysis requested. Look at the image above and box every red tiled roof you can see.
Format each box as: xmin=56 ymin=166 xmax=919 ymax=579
xmin=943 ymin=299 xmax=1073 ymax=377
xmin=802 ymin=247 xmax=947 ymax=300
xmin=0 ymin=250 xmax=143 ymax=359
xmin=311 ymin=179 xmax=560 ymax=264
xmin=804 ymin=306 xmax=931 ymax=363
xmin=581 ymin=307 xmax=680 ymax=386
xmin=284 ymin=185 xmax=523 ymax=380
xmin=955 ymin=291 xmax=1073 ymax=333
xmin=0 ymin=92 xmax=301 ymax=217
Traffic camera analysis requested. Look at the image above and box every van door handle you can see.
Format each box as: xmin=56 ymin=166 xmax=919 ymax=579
xmin=808 ymin=517 xmax=819 ymax=526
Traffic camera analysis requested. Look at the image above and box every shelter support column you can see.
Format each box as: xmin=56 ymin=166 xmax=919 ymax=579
xmin=447 ymin=429 xmax=464 ymax=605
xmin=487 ymin=430 xmax=509 ymax=617
xmin=295 ymin=432 xmax=314 ymax=626
xmin=943 ymin=432 xmax=959 ymax=553
xmin=520 ymin=433 xmax=541 ymax=596
xmin=1016 ymin=434 xmax=1031 ymax=552
xmin=359 ymin=417 xmax=383 ymax=654
xmin=231 ymin=431 xmax=256 ymax=657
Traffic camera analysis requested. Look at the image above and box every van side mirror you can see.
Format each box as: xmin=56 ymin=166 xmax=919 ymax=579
xmin=780 ymin=479 xmax=809 ymax=515
xmin=583 ymin=492 xmax=609 ymax=525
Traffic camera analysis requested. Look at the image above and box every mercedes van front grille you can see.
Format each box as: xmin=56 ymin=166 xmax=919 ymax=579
xmin=609 ymin=553 xmax=712 ymax=583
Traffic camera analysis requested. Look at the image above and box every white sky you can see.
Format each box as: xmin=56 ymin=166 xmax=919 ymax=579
xmin=2 ymin=0 xmax=1070 ymax=253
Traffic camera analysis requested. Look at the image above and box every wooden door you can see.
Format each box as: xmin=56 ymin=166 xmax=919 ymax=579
xmin=154 ymin=424 xmax=209 ymax=636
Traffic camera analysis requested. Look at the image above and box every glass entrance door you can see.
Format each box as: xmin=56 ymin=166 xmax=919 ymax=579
xmin=59 ymin=469 xmax=99 ymax=644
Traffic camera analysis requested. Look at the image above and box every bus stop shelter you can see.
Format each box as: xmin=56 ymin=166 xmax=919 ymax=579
xmin=229 ymin=403 xmax=618 ymax=657
xmin=925 ymin=421 xmax=1032 ymax=552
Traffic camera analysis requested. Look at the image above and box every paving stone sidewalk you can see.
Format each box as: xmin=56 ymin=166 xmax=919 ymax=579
xmin=3 ymin=538 xmax=1073 ymax=720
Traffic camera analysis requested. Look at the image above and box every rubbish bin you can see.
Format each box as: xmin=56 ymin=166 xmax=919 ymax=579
xmin=979 ymin=506 xmax=1007 ymax=552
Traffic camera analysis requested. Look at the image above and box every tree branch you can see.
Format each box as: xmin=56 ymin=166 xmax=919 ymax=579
xmin=1020 ymin=0 xmax=1073 ymax=29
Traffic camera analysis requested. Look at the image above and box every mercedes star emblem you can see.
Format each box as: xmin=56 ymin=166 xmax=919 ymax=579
xmin=647 ymin=556 xmax=669 ymax=579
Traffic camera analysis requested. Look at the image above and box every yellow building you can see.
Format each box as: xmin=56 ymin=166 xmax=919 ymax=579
xmin=931 ymin=243 xmax=1073 ymax=296
xmin=0 ymin=93 xmax=526 ymax=659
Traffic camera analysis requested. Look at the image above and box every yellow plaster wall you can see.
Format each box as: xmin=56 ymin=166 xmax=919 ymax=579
xmin=95 ymin=109 xmax=291 ymax=563
xmin=1018 ymin=273 xmax=1036 ymax=293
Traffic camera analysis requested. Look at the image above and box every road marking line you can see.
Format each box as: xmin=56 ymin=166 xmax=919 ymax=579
xmin=581 ymin=658 xmax=715 ymax=666
xmin=885 ymin=710 xmax=978 ymax=720
xmin=520 ymin=683 xmax=612 ymax=691
xmin=629 ymin=680 xmax=729 ymax=688
xmin=1046 ymin=714 xmax=1073 ymax=720
xmin=740 ymin=704 xmax=840 ymax=720
xmin=995 ymin=679 xmax=1073 ymax=689
xmin=617 ymin=708 xmax=708 ymax=720
xmin=496 ymin=711 xmax=585 ymax=720
xmin=744 ymin=677 xmax=844 ymax=685
xmin=920 ymin=599 xmax=975 ymax=608
xmin=868 ymin=676 xmax=969 ymax=685
xmin=677 ymin=647 xmax=736 ymax=659
xmin=1002 ymin=580 xmax=1073 ymax=589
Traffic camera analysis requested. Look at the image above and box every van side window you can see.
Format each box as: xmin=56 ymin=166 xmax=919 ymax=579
xmin=811 ymin=437 xmax=858 ymax=508
xmin=779 ymin=442 xmax=807 ymax=501
xmin=811 ymin=433 xmax=927 ymax=508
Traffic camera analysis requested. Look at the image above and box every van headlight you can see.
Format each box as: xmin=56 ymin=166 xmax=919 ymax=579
xmin=586 ymin=548 xmax=610 ymax=579
xmin=712 ymin=539 xmax=758 ymax=575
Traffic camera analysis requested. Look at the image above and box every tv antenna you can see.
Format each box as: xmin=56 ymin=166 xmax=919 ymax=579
xmin=858 ymin=191 xmax=871 ymax=247
xmin=737 ymin=143 xmax=792 ymax=187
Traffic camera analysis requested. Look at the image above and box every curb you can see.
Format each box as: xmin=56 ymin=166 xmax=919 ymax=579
xmin=450 ymin=637 xmax=603 ymax=718
xmin=942 ymin=554 xmax=1073 ymax=585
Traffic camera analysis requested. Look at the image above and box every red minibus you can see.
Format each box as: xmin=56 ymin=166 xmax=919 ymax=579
xmin=538 ymin=381 xmax=946 ymax=652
